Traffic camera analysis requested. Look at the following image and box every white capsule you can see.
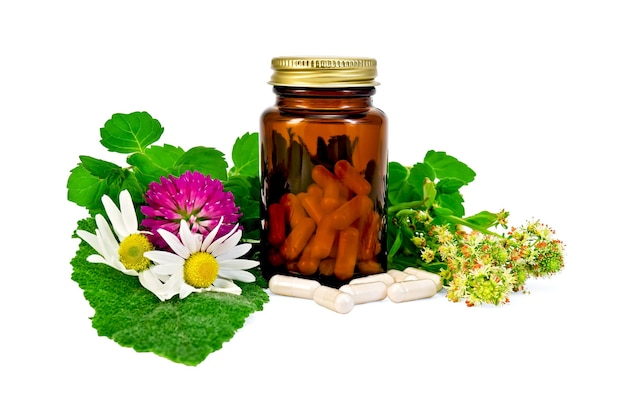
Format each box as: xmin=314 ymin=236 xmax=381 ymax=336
xmin=403 ymin=267 xmax=443 ymax=291
xmin=339 ymin=281 xmax=388 ymax=304
xmin=387 ymin=279 xmax=438 ymax=303
xmin=348 ymin=272 xmax=394 ymax=286
xmin=387 ymin=269 xmax=421 ymax=282
xmin=313 ymin=286 xmax=354 ymax=314
xmin=269 ymin=274 xmax=321 ymax=299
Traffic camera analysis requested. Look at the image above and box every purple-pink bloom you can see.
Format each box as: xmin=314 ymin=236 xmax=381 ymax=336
xmin=141 ymin=171 xmax=241 ymax=249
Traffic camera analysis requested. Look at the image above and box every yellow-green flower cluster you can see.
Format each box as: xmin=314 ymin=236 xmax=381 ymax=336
xmin=403 ymin=211 xmax=565 ymax=306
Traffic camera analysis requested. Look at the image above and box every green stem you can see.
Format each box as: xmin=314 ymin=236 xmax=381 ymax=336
xmin=388 ymin=200 xmax=427 ymax=214
xmin=440 ymin=214 xmax=502 ymax=237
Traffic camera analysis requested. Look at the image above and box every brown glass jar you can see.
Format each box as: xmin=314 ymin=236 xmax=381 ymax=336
xmin=260 ymin=56 xmax=388 ymax=287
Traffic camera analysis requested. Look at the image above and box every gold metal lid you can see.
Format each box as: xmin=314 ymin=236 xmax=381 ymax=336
xmin=269 ymin=56 xmax=379 ymax=87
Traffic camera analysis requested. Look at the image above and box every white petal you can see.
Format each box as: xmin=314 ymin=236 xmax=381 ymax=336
xmin=85 ymin=254 xmax=138 ymax=276
xmin=210 ymin=230 xmax=242 ymax=257
xmin=179 ymin=220 xmax=201 ymax=253
xmin=144 ymin=250 xmax=185 ymax=266
xmin=206 ymin=223 xmax=239 ymax=254
xmin=159 ymin=272 xmax=185 ymax=300
xmin=218 ymin=259 xmax=259 ymax=270
xmin=119 ymin=190 xmax=139 ymax=235
xmin=85 ymin=254 xmax=108 ymax=264
xmin=138 ymin=268 xmax=167 ymax=301
xmin=76 ymin=230 xmax=103 ymax=255
xmin=95 ymin=214 xmax=120 ymax=257
xmin=217 ymin=268 xmax=256 ymax=283
xmin=158 ymin=228 xmax=190 ymax=259
xmin=216 ymin=243 xmax=252 ymax=260
xmin=210 ymin=278 xmax=243 ymax=295
xmin=151 ymin=263 xmax=183 ymax=276
xmin=200 ymin=217 xmax=224 ymax=251
xmin=179 ymin=282 xmax=199 ymax=299
xmin=101 ymin=193 xmax=128 ymax=240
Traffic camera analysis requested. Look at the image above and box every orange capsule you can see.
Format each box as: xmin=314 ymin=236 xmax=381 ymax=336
xmin=334 ymin=160 xmax=371 ymax=196
xmin=306 ymin=183 xmax=324 ymax=198
xmin=280 ymin=193 xmax=307 ymax=228
xmin=358 ymin=210 xmax=381 ymax=260
xmin=297 ymin=242 xmax=321 ymax=276
xmin=319 ymin=258 xmax=336 ymax=276
xmin=285 ymin=261 xmax=299 ymax=273
xmin=267 ymin=203 xmax=286 ymax=247
xmin=310 ymin=217 xmax=337 ymax=259
xmin=357 ymin=260 xmax=383 ymax=274
xmin=311 ymin=165 xmax=349 ymax=211
xmin=280 ymin=217 xmax=316 ymax=261
xmin=298 ymin=192 xmax=324 ymax=224
xmin=334 ymin=227 xmax=360 ymax=280
xmin=328 ymin=194 xmax=373 ymax=230
xmin=268 ymin=248 xmax=285 ymax=267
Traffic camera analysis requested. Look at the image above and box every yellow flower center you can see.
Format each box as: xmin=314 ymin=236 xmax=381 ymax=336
xmin=184 ymin=252 xmax=219 ymax=288
xmin=118 ymin=233 xmax=154 ymax=271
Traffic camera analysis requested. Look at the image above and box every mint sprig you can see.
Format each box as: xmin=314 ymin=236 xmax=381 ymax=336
xmin=67 ymin=112 xmax=259 ymax=241
xmin=67 ymin=111 xmax=266 ymax=364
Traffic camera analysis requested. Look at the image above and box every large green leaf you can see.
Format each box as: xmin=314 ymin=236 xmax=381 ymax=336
xmin=174 ymin=146 xmax=228 ymax=181
xmin=100 ymin=112 xmax=164 ymax=154
xmin=230 ymin=132 xmax=260 ymax=178
xmin=424 ymin=150 xmax=476 ymax=184
xmin=71 ymin=218 xmax=268 ymax=366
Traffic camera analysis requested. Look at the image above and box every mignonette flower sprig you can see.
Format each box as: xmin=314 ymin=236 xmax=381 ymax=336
xmin=387 ymin=151 xmax=566 ymax=306
xmin=401 ymin=209 xmax=565 ymax=306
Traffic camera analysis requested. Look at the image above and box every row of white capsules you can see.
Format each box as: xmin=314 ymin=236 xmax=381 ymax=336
xmin=268 ymin=267 xmax=443 ymax=314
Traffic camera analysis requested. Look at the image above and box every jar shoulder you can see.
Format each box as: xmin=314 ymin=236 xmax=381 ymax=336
xmin=261 ymin=106 xmax=387 ymax=121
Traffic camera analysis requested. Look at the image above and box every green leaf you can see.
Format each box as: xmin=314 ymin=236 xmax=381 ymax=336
xmin=463 ymin=210 xmax=499 ymax=228
xmin=175 ymin=146 xmax=228 ymax=181
xmin=127 ymin=144 xmax=185 ymax=188
xmin=71 ymin=218 xmax=269 ymax=366
xmin=423 ymin=178 xmax=437 ymax=209
xmin=407 ymin=162 xmax=435 ymax=199
xmin=436 ymin=177 xmax=467 ymax=194
xmin=225 ymin=175 xmax=261 ymax=241
xmin=230 ymin=132 xmax=259 ymax=177
xmin=388 ymin=162 xmax=409 ymax=192
xmin=67 ymin=164 xmax=108 ymax=214
xmin=79 ymin=156 xmax=123 ymax=179
xmin=436 ymin=192 xmax=466 ymax=217
xmin=424 ymin=150 xmax=476 ymax=184
xmin=100 ymin=112 xmax=164 ymax=154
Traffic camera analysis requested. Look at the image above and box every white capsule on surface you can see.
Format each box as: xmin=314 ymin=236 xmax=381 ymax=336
xmin=403 ymin=267 xmax=443 ymax=291
xmin=269 ymin=274 xmax=321 ymax=299
xmin=339 ymin=281 xmax=387 ymax=304
xmin=313 ymin=286 xmax=354 ymax=314
xmin=387 ymin=269 xmax=422 ymax=282
xmin=387 ymin=279 xmax=438 ymax=303
xmin=348 ymin=272 xmax=394 ymax=286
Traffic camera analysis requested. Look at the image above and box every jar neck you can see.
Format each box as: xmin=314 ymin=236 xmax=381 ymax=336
xmin=273 ymin=86 xmax=375 ymax=112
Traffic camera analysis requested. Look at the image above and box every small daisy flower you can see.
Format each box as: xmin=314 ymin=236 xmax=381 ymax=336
xmin=143 ymin=218 xmax=258 ymax=300
xmin=141 ymin=171 xmax=241 ymax=249
xmin=76 ymin=190 xmax=167 ymax=299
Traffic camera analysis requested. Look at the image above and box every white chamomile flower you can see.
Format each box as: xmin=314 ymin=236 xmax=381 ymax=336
xmin=76 ymin=190 xmax=167 ymax=300
xmin=143 ymin=218 xmax=258 ymax=300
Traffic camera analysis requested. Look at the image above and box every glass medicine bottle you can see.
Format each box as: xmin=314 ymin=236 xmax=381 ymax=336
xmin=260 ymin=56 xmax=388 ymax=287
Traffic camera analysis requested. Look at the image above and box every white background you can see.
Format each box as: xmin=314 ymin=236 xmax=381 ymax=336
xmin=1 ymin=1 xmax=624 ymax=413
